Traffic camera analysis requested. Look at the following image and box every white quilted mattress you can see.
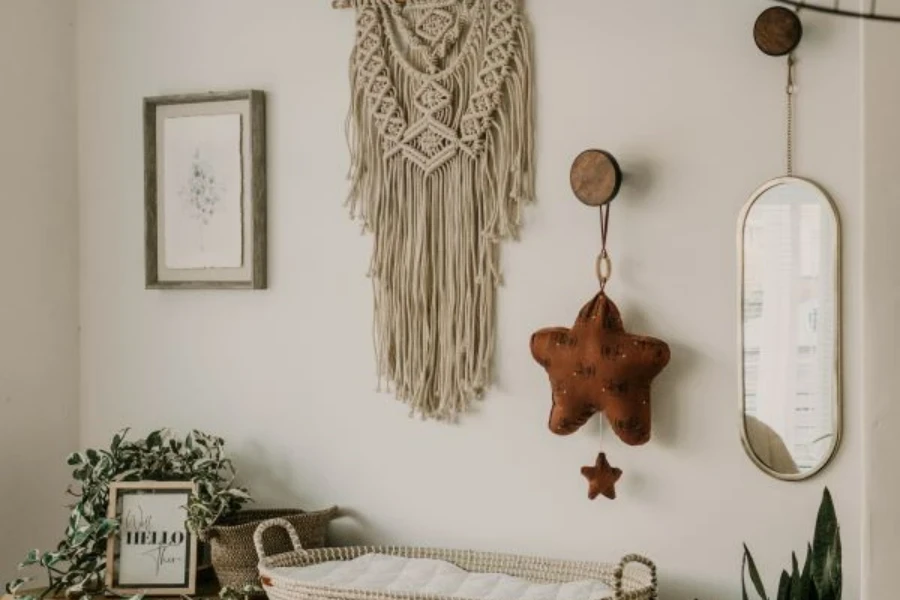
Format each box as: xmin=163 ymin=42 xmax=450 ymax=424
xmin=271 ymin=553 xmax=615 ymax=600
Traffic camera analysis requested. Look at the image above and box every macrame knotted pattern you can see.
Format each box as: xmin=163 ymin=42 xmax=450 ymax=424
xmin=346 ymin=0 xmax=534 ymax=420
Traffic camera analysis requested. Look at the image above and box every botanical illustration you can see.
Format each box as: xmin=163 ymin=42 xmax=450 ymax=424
xmin=182 ymin=149 xmax=224 ymax=227
xmin=163 ymin=113 xmax=244 ymax=270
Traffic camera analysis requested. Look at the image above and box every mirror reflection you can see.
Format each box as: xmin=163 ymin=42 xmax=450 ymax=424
xmin=739 ymin=177 xmax=841 ymax=479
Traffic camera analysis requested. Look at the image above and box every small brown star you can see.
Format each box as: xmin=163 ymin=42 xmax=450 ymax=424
xmin=530 ymin=292 xmax=670 ymax=446
xmin=581 ymin=453 xmax=623 ymax=500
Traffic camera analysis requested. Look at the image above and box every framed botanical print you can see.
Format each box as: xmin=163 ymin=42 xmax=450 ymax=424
xmin=144 ymin=90 xmax=267 ymax=289
xmin=105 ymin=482 xmax=198 ymax=595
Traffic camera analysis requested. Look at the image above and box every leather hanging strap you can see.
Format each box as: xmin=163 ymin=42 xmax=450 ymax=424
xmin=597 ymin=204 xmax=613 ymax=292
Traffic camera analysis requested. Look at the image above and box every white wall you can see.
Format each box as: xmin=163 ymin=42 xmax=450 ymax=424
xmin=861 ymin=18 xmax=900 ymax=600
xmin=76 ymin=2 xmax=865 ymax=598
xmin=0 ymin=0 xmax=79 ymax=586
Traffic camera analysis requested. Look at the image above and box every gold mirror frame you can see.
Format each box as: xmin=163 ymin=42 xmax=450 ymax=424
xmin=737 ymin=176 xmax=843 ymax=481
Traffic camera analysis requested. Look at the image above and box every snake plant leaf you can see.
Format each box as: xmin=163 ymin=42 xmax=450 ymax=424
xmin=789 ymin=552 xmax=801 ymax=600
xmin=743 ymin=544 xmax=769 ymax=599
xmin=829 ymin=528 xmax=842 ymax=600
xmin=776 ymin=571 xmax=791 ymax=600
xmin=811 ymin=488 xmax=841 ymax=600
xmin=795 ymin=546 xmax=814 ymax=600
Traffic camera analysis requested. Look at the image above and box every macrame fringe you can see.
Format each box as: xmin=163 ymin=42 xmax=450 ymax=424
xmin=346 ymin=0 xmax=534 ymax=421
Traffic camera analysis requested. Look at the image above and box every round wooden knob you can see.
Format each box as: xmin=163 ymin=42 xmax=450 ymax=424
xmin=570 ymin=150 xmax=623 ymax=207
xmin=754 ymin=6 xmax=803 ymax=57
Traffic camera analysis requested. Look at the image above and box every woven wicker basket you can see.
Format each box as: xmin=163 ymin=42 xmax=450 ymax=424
xmin=255 ymin=519 xmax=658 ymax=600
xmin=201 ymin=507 xmax=338 ymax=589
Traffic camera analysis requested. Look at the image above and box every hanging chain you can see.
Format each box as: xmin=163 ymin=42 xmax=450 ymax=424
xmin=786 ymin=53 xmax=796 ymax=177
xmin=596 ymin=204 xmax=613 ymax=292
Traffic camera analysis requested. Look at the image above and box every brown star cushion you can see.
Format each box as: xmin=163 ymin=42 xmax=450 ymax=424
xmin=530 ymin=292 xmax=671 ymax=446
xmin=581 ymin=453 xmax=623 ymax=500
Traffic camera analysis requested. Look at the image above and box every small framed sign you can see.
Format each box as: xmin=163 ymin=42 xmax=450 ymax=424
xmin=144 ymin=90 xmax=267 ymax=289
xmin=105 ymin=482 xmax=198 ymax=595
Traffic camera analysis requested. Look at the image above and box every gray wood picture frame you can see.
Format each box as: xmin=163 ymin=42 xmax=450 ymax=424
xmin=144 ymin=90 xmax=267 ymax=289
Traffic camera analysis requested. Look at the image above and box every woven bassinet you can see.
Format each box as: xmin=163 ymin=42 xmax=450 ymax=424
xmin=201 ymin=507 xmax=338 ymax=589
xmin=254 ymin=519 xmax=658 ymax=600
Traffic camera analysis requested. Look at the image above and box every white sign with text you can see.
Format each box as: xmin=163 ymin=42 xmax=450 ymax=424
xmin=106 ymin=482 xmax=197 ymax=595
xmin=118 ymin=492 xmax=189 ymax=584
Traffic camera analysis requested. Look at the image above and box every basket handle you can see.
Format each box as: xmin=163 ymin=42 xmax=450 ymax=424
xmin=613 ymin=554 xmax=658 ymax=600
xmin=253 ymin=518 xmax=306 ymax=561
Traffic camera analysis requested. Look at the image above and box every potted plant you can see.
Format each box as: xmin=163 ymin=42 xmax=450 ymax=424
xmin=4 ymin=429 xmax=251 ymax=600
xmin=742 ymin=488 xmax=842 ymax=600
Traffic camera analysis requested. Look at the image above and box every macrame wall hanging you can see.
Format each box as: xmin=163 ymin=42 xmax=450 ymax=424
xmin=334 ymin=0 xmax=534 ymax=420
xmin=531 ymin=151 xmax=671 ymax=501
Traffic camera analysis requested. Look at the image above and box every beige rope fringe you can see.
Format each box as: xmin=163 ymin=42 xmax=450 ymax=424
xmin=345 ymin=0 xmax=534 ymax=421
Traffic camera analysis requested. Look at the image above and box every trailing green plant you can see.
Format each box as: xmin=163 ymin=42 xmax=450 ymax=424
xmin=742 ymin=488 xmax=842 ymax=600
xmin=4 ymin=429 xmax=251 ymax=600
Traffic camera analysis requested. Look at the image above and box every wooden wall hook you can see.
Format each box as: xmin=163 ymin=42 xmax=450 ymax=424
xmin=754 ymin=6 xmax=803 ymax=57
xmin=570 ymin=149 xmax=623 ymax=207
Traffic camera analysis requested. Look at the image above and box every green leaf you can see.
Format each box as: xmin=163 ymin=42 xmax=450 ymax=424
xmin=776 ymin=571 xmax=791 ymax=600
xmin=111 ymin=430 xmax=126 ymax=452
xmin=743 ymin=545 xmax=768 ymax=600
xmin=40 ymin=551 xmax=64 ymax=568
xmin=95 ymin=518 xmax=119 ymax=538
xmin=146 ymin=430 xmax=163 ymax=448
xmin=830 ymin=528 xmax=842 ymax=600
xmin=5 ymin=577 xmax=31 ymax=594
xmin=18 ymin=549 xmax=41 ymax=568
xmin=809 ymin=488 xmax=842 ymax=600
xmin=742 ymin=555 xmax=750 ymax=600
xmin=796 ymin=546 xmax=813 ymax=600
xmin=790 ymin=553 xmax=801 ymax=600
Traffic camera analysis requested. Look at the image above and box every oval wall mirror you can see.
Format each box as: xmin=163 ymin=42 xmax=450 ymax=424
xmin=738 ymin=177 xmax=842 ymax=480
